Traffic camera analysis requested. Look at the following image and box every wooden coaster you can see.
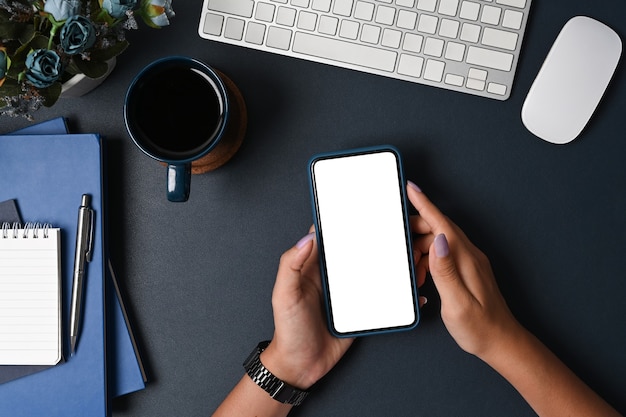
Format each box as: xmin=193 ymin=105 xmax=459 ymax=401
xmin=190 ymin=71 xmax=247 ymax=174
xmin=161 ymin=70 xmax=248 ymax=174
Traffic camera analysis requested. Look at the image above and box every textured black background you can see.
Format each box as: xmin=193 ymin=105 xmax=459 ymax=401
xmin=2 ymin=1 xmax=625 ymax=415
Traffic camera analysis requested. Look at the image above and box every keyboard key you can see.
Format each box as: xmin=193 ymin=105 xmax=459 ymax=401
xmin=444 ymin=41 xmax=465 ymax=61
xmin=375 ymin=6 xmax=396 ymax=25
xmin=439 ymin=18 xmax=460 ymax=38
xmin=495 ymin=0 xmax=526 ymax=8
xmin=382 ymin=28 xmax=402 ymax=48
xmin=354 ymin=1 xmax=375 ymax=20
xmin=417 ymin=14 xmax=438 ymax=34
xmin=208 ymin=0 xmax=254 ymax=18
xmin=224 ymin=17 xmax=245 ymax=40
xmin=466 ymin=78 xmax=485 ymax=90
xmin=487 ymin=82 xmax=507 ymax=95
xmin=445 ymin=73 xmax=464 ymax=86
xmin=468 ymin=67 xmax=487 ymax=81
xmin=267 ymin=26 xmax=293 ymax=49
xmin=318 ymin=15 xmax=339 ymax=35
xmin=480 ymin=5 xmax=501 ymax=25
xmin=398 ymin=54 xmax=424 ymax=77
xmin=245 ymin=22 xmax=266 ymax=44
xmin=339 ymin=20 xmax=360 ymax=39
xmin=466 ymin=45 xmax=513 ymax=71
xmin=276 ymin=6 xmax=297 ymax=26
xmin=424 ymin=59 xmax=445 ymax=82
xmin=292 ymin=32 xmax=397 ymax=72
xmin=396 ymin=0 xmax=415 ymax=7
xmin=424 ymin=37 xmax=444 ymax=57
xmin=481 ymin=27 xmax=518 ymax=50
xmin=298 ymin=11 xmax=318 ymax=30
xmin=291 ymin=0 xmax=310 ymax=7
xmin=438 ymin=0 xmax=459 ymax=17
xmin=403 ymin=33 xmax=424 ymax=53
xmin=502 ymin=9 xmax=523 ymax=30
xmin=333 ymin=0 xmax=354 ymax=16
xmin=255 ymin=3 xmax=276 ymax=22
xmin=460 ymin=22 xmax=481 ymax=42
xmin=417 ymin=0 xmax=437 ymax=12
xmin=397 ymin=10 xmax=418 ymax=30
xmin=361 ymin=24 xmax=381 ymax=43
xmin=202 ymin=13 xmax=224 ymax=35
xmin=311 ymin=0 xmax=331 ymax=12
xmin=459 ymin=1 xmax=480 ymax=20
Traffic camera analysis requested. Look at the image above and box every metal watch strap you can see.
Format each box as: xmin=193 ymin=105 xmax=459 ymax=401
xmin=243 ymin=340 xmax=309 ymax=406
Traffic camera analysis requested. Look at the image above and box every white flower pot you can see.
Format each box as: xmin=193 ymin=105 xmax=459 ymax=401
xmin=61 ymin=58 xmax=116 ymax=98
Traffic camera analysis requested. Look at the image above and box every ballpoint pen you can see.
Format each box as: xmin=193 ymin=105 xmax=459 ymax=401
xmin=70 ymin=194 xmax=95 ymax=356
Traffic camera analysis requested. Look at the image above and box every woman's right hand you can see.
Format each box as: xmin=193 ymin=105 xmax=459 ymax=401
xmin=406 ymin=182 xmax=523 ymax=359
xmin=406 ymin=182 xmax=621 ymax=417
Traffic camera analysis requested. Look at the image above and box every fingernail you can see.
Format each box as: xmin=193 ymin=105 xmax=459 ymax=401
xmin=407 ymin=181 xmax=422 ymax=192
xmin=296 ymin=232 xmax=315 ymax=249
xmin=419 ymin=296 xmax=428 ymax=306
xmin=434 ymin=234 xmax=449 ymax=258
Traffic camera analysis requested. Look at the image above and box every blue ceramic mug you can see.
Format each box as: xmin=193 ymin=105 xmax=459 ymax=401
xmin=124 ymin=56 xmax=230 ymax=202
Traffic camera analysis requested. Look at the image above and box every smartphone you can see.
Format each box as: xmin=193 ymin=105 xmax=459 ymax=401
xmin=308 ymin=146 xmax=419 ymax=337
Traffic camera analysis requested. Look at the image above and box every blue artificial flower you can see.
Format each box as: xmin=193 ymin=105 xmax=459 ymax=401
xmin=24 ymin=49 xmax=63 ymax=88
xmin=60 ymin=15 xmax=97 ymax=55
xmin=100 ymin=0 xmax=139 ymax=19
xmin=43 ymin=0 xmax=81 ymax=22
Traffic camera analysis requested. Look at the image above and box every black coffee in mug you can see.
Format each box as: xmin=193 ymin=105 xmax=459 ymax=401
xmin=126 ymin=61 xmax=226 ymax=160
xmin=125 ymin=56 xmax=231 ymax=202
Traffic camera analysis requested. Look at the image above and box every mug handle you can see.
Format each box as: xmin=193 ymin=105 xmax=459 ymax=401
xmin=167 ymin=163 xmax=191 ymax=202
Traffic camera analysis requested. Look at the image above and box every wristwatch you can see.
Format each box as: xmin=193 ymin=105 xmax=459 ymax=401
xmin=243 ymin=340 xmax=309 ymax=406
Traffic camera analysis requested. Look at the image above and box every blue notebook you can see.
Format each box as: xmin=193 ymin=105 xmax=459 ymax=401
xmin=0 ymin=133 xmax=105 ymax=416
xmin=0 ymin=118 xmax=146 ymax=397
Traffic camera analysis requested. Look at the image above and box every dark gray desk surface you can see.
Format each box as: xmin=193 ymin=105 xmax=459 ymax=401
xmin=2 ymin=1 xmax=625 ymax=415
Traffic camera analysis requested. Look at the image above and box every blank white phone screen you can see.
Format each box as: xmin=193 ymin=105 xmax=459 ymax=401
xmin=312 ymin=151 xmax=417 ymax=335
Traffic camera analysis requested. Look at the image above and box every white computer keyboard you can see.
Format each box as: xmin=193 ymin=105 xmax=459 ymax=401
xmin=198 ymin=0 xmax=532 ymax=100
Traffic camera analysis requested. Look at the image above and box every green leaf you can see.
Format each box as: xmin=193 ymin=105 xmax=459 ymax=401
xmin=0 ymin=20 xmax=21 ymax=40
xmin=30 ymin=34 xmax=51 ymax=50
xmin=17 ymin=25 xmax=36 ymax=45
xmin=39 ymin=81 xmax=62 ymax=107
xmin=64 ymin=59 xmax=81 ymax=76
xmin=72 ymin=57 xmax=109 ymax=79
xmin=0 ymin=79 xmax=22 ymax=97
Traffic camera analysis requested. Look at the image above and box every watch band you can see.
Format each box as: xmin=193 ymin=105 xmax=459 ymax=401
xmin=243 ymin=340 xmax=309 ymax=406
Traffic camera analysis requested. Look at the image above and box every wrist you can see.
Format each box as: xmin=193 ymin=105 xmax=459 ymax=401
xmin=244 ymin=341 xmax=309 ymax=406
xmin=476 ymin=320 xmax=529 ymax=367
xmin=260 ymin=342 xmax=315 ymax=390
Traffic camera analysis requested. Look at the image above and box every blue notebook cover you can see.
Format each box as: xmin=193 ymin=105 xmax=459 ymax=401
xmin=0 ymin=118 xmax=146 ymax=397
xmin=0 ymin=134 xmax=107 ymax=416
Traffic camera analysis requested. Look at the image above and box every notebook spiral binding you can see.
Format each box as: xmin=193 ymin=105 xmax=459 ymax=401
xmin=1 ymin=222 xmax=52 ymax=239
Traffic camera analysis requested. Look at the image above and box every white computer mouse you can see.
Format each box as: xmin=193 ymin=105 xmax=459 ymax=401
xmin=521 ymin=16 xmax=622 ymax=145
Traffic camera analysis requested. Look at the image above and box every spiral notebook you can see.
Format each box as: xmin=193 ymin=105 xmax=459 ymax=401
xmin=0 ymin=223 xmax=62 ymax=365
xmin=0 ymin=132 xmax=107 ymax=417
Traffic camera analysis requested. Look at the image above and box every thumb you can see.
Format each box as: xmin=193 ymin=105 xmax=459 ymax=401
xmin=429 ymin=234 xmax=467 ymax=300
xmin=275 ymin=233 xmax=316 ymax=290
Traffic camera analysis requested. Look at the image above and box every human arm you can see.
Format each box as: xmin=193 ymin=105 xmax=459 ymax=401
xmin=211 ymin=233 xmax=353 ymax=417
xmin=406 ymin=182 xmax=621 ymax=417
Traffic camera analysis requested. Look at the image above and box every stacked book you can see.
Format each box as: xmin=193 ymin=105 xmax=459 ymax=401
xmin=0 ymin=118 xmax=146 ymax=417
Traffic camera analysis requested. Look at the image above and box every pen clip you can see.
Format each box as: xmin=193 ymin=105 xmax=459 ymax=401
xmin=85 ymin=208 xmax=95 ymax=263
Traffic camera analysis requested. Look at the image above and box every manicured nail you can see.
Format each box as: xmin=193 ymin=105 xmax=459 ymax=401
xmin=434 ymin=234 xmax=449 ymax=258
xmin=296 ymin=232 xmax=315 ymax=249
xmin=407 ymin=181 xmax=422 ymax=192
xmin=419 ymin=296 xmax=428 ymax=307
